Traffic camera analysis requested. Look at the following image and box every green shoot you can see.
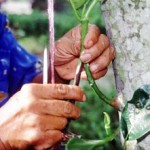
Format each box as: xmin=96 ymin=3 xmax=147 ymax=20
xmin=68 ymin=0 xmax=119 ymax=110
xmin=104 ymin=112 xmax=112 ymax=136
xmin=68 ymin=0 xmax=86 ymax=9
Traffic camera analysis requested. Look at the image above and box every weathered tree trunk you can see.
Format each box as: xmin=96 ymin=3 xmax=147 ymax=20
xmin=101 ymin=0 xmax=150 ymax=149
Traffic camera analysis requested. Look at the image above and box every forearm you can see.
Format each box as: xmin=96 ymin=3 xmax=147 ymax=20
xmin=0 ymin=108 xmax=7 ymax=150
xmin=0 ymin=104 xmax=12 ymax=150
xmin=0 ymin=139 xmax=5 ymax=150
xmin=0 ymin=138 xmax=11 ymax=150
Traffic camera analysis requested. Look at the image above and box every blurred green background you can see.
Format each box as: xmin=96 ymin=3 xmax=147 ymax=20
xmin=2 ymin=0 xmax=119 ymax=149
xmin=7 ymin=1 xmax=106 ymax=53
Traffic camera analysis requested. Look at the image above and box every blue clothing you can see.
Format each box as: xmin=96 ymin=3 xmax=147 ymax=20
xmin=0 ymin=12 xmax=42 ymax=107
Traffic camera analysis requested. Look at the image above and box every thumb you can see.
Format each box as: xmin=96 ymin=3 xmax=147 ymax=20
xmin=55 ymin=37 xmax=79 ymax=65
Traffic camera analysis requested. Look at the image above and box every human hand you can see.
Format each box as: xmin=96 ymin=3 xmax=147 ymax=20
xmin=0 ymin=83 xmax=85 ymax=149
xmin=54 ymin=24 xmax=115 ymax=81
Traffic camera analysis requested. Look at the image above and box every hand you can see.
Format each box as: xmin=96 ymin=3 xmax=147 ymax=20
xmin=0 ymin=83 xmax=85 ymax=149
xmin=55 ymin=24 xmax=115 ymax=80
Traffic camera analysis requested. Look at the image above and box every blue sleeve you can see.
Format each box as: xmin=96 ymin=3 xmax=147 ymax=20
xmin=0 ymin=12 xmax=8 ymax=36
xmin=0 ymin=12 xmax=43 ymax=106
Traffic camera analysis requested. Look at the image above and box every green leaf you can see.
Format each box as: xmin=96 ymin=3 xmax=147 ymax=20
xmin=103 ymin=112 xmax=112 ymax=136
xmin=66 ymin=138 xmax=98 ymax=150
xmin=66 ymin=128 xmax=120 ymax=150
xmin=69 ymin=0 xmax=86 ymax=9
xmin=121 ymin=84 xmax=150 ymax=140
xmin=120 ymin=105 xmax=128 ymax=139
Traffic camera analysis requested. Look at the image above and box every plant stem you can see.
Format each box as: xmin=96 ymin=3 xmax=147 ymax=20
xmin=104 ymin=112 xmax=112 ymax=136
xmin=73 ymin=62 xmax=84 ymax=86
xmin=84 ymin=63 xmax=120 ymax=110
xmin=73 ymin=20 xmax=88 ymax=85
xmin=90 ymin=128 xmax=120 ymax=148
xmin=71 ymin=1 xmax=120 ymax=110
xmin=85 ymin=0 xmax=101 ymax=19
xmin=84 ymin=64 xmax=110 ymax=103
xmin=81 ymin=20 xmax=88 ymax=52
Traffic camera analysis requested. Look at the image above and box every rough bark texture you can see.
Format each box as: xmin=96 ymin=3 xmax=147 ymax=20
xmin=101 ymin=0 xmax=150 ymax=149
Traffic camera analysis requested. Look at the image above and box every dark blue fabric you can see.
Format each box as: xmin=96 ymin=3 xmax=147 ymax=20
xmin=0 ymin=12 xmax=8 ymax=36
xmin=0 ymin=12 xmax=42 ymax=107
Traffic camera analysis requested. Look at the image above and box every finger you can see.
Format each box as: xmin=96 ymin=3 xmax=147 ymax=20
xmin=91 ymin=68 xmax=108 ymax=80
xmin=38 ymin=116 xmax=67 ymax=131
xmin=55 ymin=37 xmax=79 ymax=65
xmin=36 ymin=100 xmax=81 ymax=119
xmin=25 ymin=114 xmax=67 ymax=131
xmin=69 ymin=24 xmax=100 ymax=50
xmin=84 ymin=24 xmax=100 ymax=49
xmin=64 ymin=25 xmax=81 ymax=40
xmin=80 ymin=34 xmax=110 ymax=63
xmin=55 ymin=58 xmax=79 ymax=80
xmin=109 ymin=45 xmax=116 ymax=60
xmin=64 ymin=24 xmax=100 ymax=49
xmin=89 ymin=47 xmax=112 ymax=74
xmin=34 ymin=130 xmax=63 ymax=150
xmin=21 ymin=84 xmax=86 ymax=102
xmin=81 ymin=68 xmax=108 ymax=80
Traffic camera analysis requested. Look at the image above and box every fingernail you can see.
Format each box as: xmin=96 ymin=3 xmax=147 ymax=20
xmin=82 ymin=94 xmax=86 ymax=101
xmin=110 ymin=46 xmax=116 ymax=59
xmin=81 ymin=71 xmax=87 ymax=80
xmin=90 ymin=64 xmax=98 ymax=73
xmin=87 ymin=40 xmax=93 ymax=48
xmin=100 ymin=34 xmax=109 ymax=47
xmin=80 ymin=53 xmax=91 ymax=63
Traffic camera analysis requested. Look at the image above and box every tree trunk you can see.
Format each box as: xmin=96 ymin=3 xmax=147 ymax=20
xmin=101 ymin=0 xmax=150 ymax=149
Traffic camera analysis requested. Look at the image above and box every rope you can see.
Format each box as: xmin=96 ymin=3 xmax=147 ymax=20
xmin=48 ymin=0 xmax=55 ymax=83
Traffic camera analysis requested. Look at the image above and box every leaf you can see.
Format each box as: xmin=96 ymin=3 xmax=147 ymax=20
xmin=103 ymin=112 xmax=112 ymax=136
xmin=66 ymin=138 xmax=98 ymax=150
xmin=121 ymin=84 xmax=150 ymax=140
xmin=120 ymin=105 xmax=128 ymax=139
xmin=66 ymin=128 xmax=120 ymax=150
xmin=69 ymin=0 xmax=86 ymax=9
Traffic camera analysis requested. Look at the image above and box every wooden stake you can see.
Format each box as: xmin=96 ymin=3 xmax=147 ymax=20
xmin=43 ymin=47 xmax=49 ymax=84
xmin=48 ymin=0 xmax=55 ymax=84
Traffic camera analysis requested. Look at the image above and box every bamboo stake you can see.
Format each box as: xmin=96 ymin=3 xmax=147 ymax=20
xmin=43 ymin=47 xmax=49 ymax=84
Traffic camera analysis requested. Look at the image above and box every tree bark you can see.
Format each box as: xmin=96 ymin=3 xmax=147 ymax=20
xmin=101 ymin=0 xmax=150 ymax=149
